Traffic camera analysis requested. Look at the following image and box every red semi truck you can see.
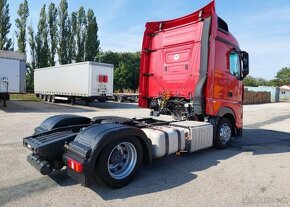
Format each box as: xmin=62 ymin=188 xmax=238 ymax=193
xmin=139 ymin=0 xmax=249 ymax=147
xmin=23 ymin=1 xmax=249 ymax=188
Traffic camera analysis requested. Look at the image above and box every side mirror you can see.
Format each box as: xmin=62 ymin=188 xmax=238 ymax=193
xmin=241 ymin=51 xmax=249 ymax=78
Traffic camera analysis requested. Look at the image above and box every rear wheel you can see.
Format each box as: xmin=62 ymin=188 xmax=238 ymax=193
xmin=95 ymin=137 xmax=143 ymax=188
xmin=213 ymin=118 xmax=233 ymax=149
xmin=84 ymin=98 xmax=92 ymax=105
xmin=51 ymin=95 xmax=56 ymax=103
xmin=98 ymin=99 xmax=106 ymax=103
xmin=47 ymin=95 xmax=52 ymax=102
xmin=117 ymin=96 xmax=124 ymax=103
xmin=42 ymin=94 xmax=47 ymax=101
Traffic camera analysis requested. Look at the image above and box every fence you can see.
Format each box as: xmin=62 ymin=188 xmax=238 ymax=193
xmin=245 ymin=86 xmax=280 ymax=102
xmin=243 ymin=91 xmax=271 ymax=105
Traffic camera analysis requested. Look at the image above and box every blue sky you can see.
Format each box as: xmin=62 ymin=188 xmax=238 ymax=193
xmin=8 ymin=0 xmax=290 ymax=80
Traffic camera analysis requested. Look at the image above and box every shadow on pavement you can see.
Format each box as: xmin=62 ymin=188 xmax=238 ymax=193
xmin=0 ymin=100 xmax=138 ymax=113
xmin=0 ymin=176 xmax=58 ymax=206
xmin=2 ymin=128 xmax=289 ymax=204
xmin=231 ymin=128 xmax=290 ymax=155
xmin=76 ymin=100 xmax=139 ymax=109
xmin=49 ymin=128 xmax=290 ymax=200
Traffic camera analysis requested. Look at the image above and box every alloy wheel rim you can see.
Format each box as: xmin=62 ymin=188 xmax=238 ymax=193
xmin=219 ymin=123 xmax=231 ymax=144
xmin=107 ymin=142 xmax=137 ymax=180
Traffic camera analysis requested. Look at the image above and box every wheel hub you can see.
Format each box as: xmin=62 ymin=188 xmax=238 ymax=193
xmin=219 ymin=123 xmax=232 ymax=144
xmin=111 ymin=150 xmax=123 ymax=164
xmin=107 ymin=142 xmax=137 ymax=180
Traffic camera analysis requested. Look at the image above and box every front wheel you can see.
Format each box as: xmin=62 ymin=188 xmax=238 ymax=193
xmin=95 ymin=137 xmax=143 ymax=188
xmin=213 ymin=118 xmax=233 ymax=149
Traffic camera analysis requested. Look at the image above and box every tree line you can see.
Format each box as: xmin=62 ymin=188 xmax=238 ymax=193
xmin=1 ymin=0 xmax=141 ymax=92
xmin=2 ymin=0 xmax=288 ymax=92
xmin=244 ymin=67 xmax=290 ymax=87
xmin=97 ymin=51 xmax=140 ymax=92
xmin=1 ymin=0 xmax=100 ymax=63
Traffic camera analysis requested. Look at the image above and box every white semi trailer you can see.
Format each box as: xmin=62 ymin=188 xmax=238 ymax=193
xmin=0 ymin=50 xmax=26 ymax=107
xmin=34 ymin=62 xmax=114 ymax=104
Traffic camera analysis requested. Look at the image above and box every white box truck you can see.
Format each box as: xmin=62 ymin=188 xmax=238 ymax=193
xmin=0 ymin=50 xmax=26 ymax=107
xmin=34 ymin=61 xmax=114 ymax=104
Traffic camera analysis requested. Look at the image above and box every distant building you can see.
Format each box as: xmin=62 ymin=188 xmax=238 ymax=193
xmin=280 ymin=85 xmax=290 ymax=101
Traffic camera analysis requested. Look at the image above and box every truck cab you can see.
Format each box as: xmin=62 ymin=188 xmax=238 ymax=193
xmin=139 ymin=1 xmax=249 ymax=139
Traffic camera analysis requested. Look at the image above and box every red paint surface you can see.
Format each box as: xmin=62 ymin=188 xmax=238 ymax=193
xmin=139 ymin=0 xmax=244 ymax=129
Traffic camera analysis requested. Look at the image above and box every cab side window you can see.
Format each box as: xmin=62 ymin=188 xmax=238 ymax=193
xmin=229 ymin=52 xmax=241 ymax=78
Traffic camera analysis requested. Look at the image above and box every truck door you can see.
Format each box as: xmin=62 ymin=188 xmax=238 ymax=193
xmin=213 ymin=42 xmax=243 ymax=104
xmin=227 ymin=52 xmax=243 ymax=103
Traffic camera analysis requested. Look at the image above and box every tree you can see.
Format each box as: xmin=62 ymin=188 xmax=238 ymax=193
xmin=85 ymin=9 xmax=100 ymax=61
xmin=27 ymin=25 xmax=36 ymax=90
xmin=97 ymin=50 xmax=120 ymax=66
xmin=15 ymin=0 xmax=29 ymax=53
xmin=243 ymin=76 xmax=270 ymax=87
xmin=75 ymin=7 xmax=86 ymax=62
xmin=128 ymin=52 xmax=140 ymax=92
xmin=98 ymin=51 xmax=141 ymax=92
xmin=48 ymin=3 xmax=58 ymax=66
xmin=119 ymin=52 xmax=140 ymax=92
xmin=67 ymin=16 xmax=76 ymax=63
xmin=57 ymin=0 xmax=69 ymax=64
xmin=36 ymin=5 xmax=49 ymax=68
xmin=275 ymin=67 xmax=290 ymax=86
xmin=114 ymin=62 xmax=128 ymax=92
xmin=28 ymin=25 xmax=36 ymax=69
xmin=0 ymin=0 xmax=12 ymax=50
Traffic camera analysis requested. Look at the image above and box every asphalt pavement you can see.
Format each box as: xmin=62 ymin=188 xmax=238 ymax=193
xmin=0 ymin=100 xmax=289 ymax=207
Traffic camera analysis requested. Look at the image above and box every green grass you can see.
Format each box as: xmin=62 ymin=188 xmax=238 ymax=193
xmin=10 ymin=93 xmax=41 ymax=102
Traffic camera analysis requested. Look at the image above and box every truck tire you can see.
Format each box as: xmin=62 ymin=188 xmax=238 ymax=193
xmin=84 ymin=98 xmax=91 ymax=105
xmin=97 ymin=98 xmax=106 ymax=103
xmin=51 ymin=95 xmax=57 ymax=103
xmin=95 ymin=136 xmax=143 ymax=188
xmin=213 ymin=117 xmax=233 ymax=149
xmin=117 ymin=96 xmax=124 ymax=103
xmin=47 ymin=95 xmax=52 ymax=102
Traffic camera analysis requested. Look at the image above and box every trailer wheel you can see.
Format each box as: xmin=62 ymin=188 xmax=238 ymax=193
xmin=214 ymin=117 xmax=233 ymax=149
xmin=51 ymin=95 xmax=56 ymax=103
xmin=42 ymin=95 xmax=47 ymax=101
xmin=47 ymin=95 xmax=52 ymax=102
xmin=95 ymin=137 xmax=143 ymax=188
xmin=97 ymin=98 xmax=106 ymax=103
xmin=117 ymin=96 xmax=124 ymax=103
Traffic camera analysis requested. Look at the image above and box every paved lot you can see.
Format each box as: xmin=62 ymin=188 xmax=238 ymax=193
xmin=0 ymin=100 xmax=290 ymax=207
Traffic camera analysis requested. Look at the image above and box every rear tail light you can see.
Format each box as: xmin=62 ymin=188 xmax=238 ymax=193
xmin=103 ymin=75 xmax=108 ymax=83
xmin=99 ymin=75 xmax=104 ymax=82
xmin=99 ymin=75 xmax=108 ymax=83
xmin=67 ymin=158 xmax=83 ymax=173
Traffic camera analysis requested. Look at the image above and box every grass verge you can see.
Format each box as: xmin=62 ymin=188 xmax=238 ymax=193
xmin=10 ymin=93 xmax=41 ymax=102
